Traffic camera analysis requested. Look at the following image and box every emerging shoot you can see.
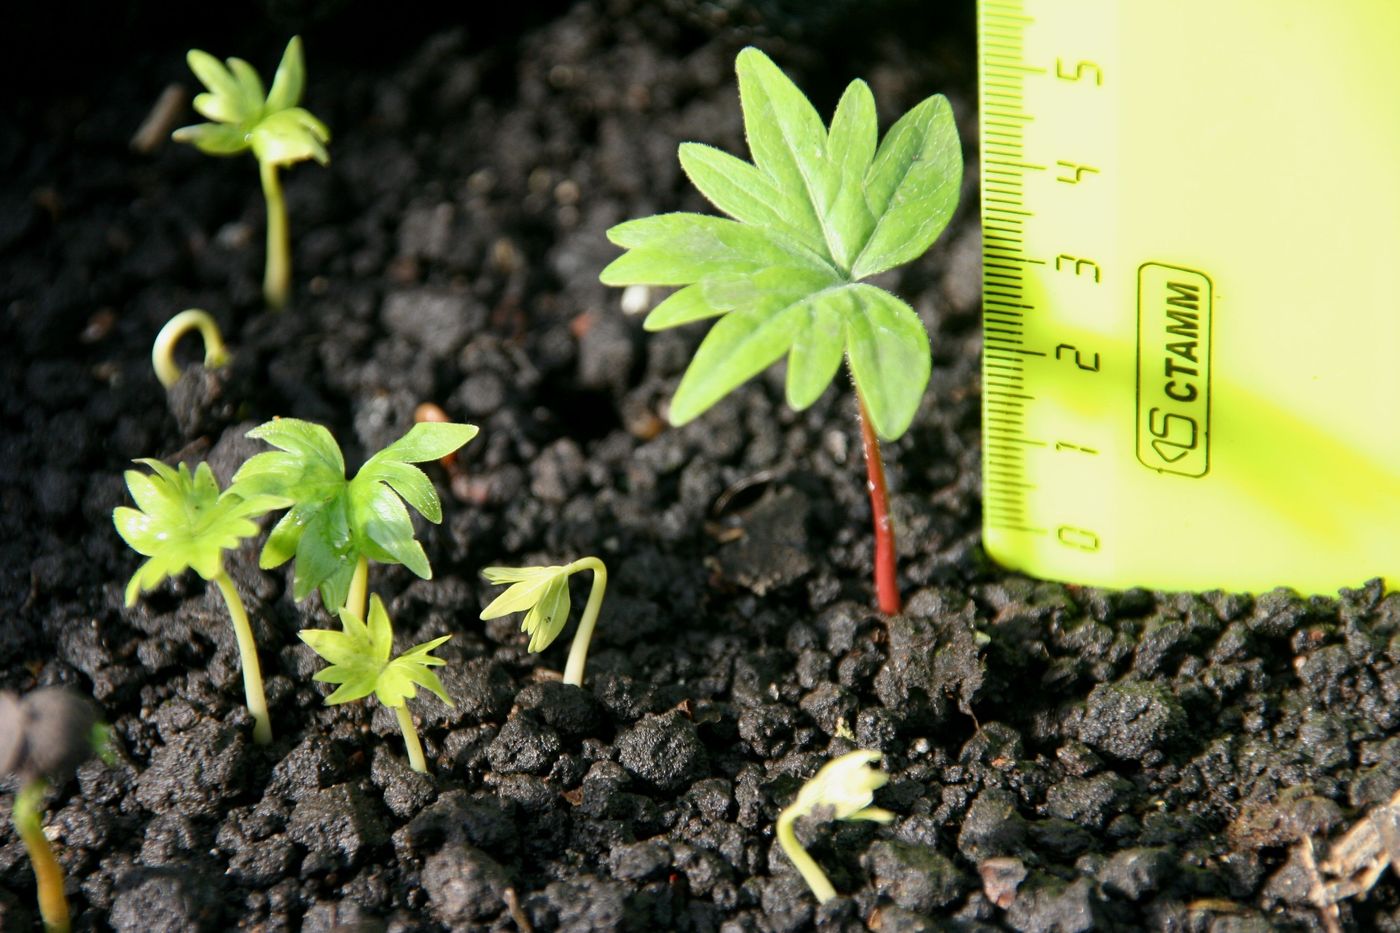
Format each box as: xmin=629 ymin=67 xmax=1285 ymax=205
xmin=600 ymin=47 xmax=962 ymax=614
xmin=113 ymin=460 xmax=287 ymax=744
xmin=172 ymin=36 xmax=330 ymax=309
xmin=1 ymin=688 xmax=111 ymax=933
xmin=230 ymin=418 xmax=477 ymax=616
xmin=299 ymin=594 xmax=453 ymax=773
xmin=777 ymin=749 xmax=893 ymax=903
xmin=151 ymin=308 xmax=231 ymax=389
xmin=479 ymin=557 xmax=608 ymax=687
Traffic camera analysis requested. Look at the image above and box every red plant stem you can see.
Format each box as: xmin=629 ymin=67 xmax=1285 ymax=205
xmin=857 ymin=393 xmax=901 ymax=615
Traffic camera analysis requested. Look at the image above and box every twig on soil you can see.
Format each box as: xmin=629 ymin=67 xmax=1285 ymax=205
xmin=1299 ymin=786 xmax=1400 ymax=932
xmin=130 ymin=83 xmax=187 ymax=154
xmin=504 ymin=887 xmax=534 ymax=933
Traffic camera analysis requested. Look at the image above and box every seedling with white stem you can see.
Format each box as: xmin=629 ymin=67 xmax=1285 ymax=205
xmin=776 ymin=749 xmax=893 ymax=903
xmin=479 ymin=557 xmax=608 ymax=687
xmin=299 ymin=594 xmax=453 ymax=773
xmin=172 ymin=36 xmax=330 ymax=309
xmin=113 ymin=460 xmax=287 ymax=743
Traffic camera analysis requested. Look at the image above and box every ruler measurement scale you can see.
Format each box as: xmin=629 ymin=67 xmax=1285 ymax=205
xmin=976 ymin=0 xmax=1400 ymax=594
xmin=978 ymin=1 xmax=1063 ymax=542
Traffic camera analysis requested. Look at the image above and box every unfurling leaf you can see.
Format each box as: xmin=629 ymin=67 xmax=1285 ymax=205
xmin=299 ymin=594 xmax=454 ymax=709
xmin=230 ymin=417 xmax=476 ymax=611
xmin=113 ymin=460 xmax=287 ymax=606
xmin=480 ymin=564 xmax=574 ymax=652
xmin=173 ymin=36 xmax=331 ymax=171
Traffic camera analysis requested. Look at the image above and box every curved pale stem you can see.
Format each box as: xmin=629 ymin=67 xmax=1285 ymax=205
xmin=776 ymin=810 xmax=837 ymax=904
xmin=151 ymin=309 xmax=230 ymax=389
xmin=259 ymin=160 xmax=290 ymax=309
xmin=346 ymin=556 xmax=369 ymax=623
xmin=562 ymin=557 xmax=607 ymax=687
xmin=213 ymin=571 xmax=272 ymax=744
xmin=395 ymin=704 xmax=426 ymax=773
xmin=14 ymin=780 xmax=69 ymax=933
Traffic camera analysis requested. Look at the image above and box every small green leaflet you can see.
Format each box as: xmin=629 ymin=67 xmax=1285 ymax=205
xmin=479 ymin=565 xmax=574 ymax=653
xmin=299 ymin=594 xmax=453 ymax=708
xmin=600 ymin=47 xmax=961 ymax=440
xmin=173 ymin=36 xmax=331 ymax=167
xmin=112 ymin=459 xmax=287 ymax=606
xmin=230 ymin=418 xmax=478 ymax=611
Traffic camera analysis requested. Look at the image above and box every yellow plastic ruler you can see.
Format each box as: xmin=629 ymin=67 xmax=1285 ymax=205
xmin=976 ymin=0 xmax=1400 ymax=594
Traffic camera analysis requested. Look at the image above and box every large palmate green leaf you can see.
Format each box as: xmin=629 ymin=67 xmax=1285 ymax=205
xmin=230 ymin=418 xmax=477 ymax=611
xmin=601 ymin=47 xmax=961 ymax=439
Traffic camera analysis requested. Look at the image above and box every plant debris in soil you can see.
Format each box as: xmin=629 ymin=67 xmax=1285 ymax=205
xmin=2 ymin=2 xmax=1398 ymax=931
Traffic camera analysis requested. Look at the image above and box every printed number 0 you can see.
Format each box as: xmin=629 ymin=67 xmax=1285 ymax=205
xmin=1057 ymin=526 xmax=1100 ymax=552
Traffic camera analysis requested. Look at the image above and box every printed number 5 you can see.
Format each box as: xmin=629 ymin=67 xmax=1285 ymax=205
xmin=1056 ymin=59 xmax=1103 ymax=85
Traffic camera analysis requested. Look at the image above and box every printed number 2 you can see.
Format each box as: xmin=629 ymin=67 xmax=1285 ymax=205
xmin=1055 ymin=344 xmax=1100 ymax=372
xmin=1056 ymin=59 xmax=1103 ymax=85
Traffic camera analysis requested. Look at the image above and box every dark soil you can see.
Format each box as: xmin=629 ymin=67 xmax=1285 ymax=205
xmin=3 ymin=2 xmax=1398 ymax=931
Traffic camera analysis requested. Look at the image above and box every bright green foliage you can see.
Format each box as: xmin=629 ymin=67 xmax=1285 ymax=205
xmin=600 ymin=47 xmax=962 ymax=440
xmin=479 ymin=565 xmax=573 ymax=652
xmin=112 ymin=460 xmax=287 ymax=606
xmin=299 ymin=594 xmax=453 ymax=708
xmin=230 ymin=418 xmax=478 ymax=611
xmin=173 ymin=36 xmax=330 ymax=168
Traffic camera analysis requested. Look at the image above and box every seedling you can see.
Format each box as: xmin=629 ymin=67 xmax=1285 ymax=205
xmin=113 ymin=459 xmax=287 ymax=744
xmin=776 ymin=749 xmax=893 ymax=903
xmin=1 ymin=688 xmax=113 ymax=933
xmin=299 ymin=594 xmax=453 ymax=773
xmin=230 ymin=418 xmax=477 ymax=617
xmin=478 ymin=557 xmax=608 ymax=687
xmin=172 ymin=36 xmax=330 ymax=309
xmin=151 ymin=308 xmax=230 ymax=389
xmin=600 ymin=47 xmax=961 ymax=614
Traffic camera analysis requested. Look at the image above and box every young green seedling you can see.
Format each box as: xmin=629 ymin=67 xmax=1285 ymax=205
xmin=600 ymin=47 xmax=962 ymax=614
xmin=151 ymin=308 xmax=231 ymax=389
xmin=478 ymin=557 xmax=608 ymax=687
xmin=777 ymin=749 xmax=893 ymax=903
xmin=172 ymin=36 xmax=330 ymax=309
xmin=1 ymin=688 xmax=114 ymax=933
xmin=299 ymin=594 xmax=453 ymax=773
xmin=230 ymin=418 xmax=477 ymax=618
xmin=113 ymin=460 xmax=288 ymax=743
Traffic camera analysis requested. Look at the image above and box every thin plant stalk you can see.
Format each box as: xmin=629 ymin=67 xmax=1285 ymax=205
xmin=856 ymin=392 xmax=901 ymax=615
xmin=346 ymin=556 xmax=369 ymax=623
xmin=562 ymin=557 xmax=607 ymax=687
xmin=775 ymin=810 xmax=836 ymax=904
xmin=151 ymin=309 xmax=230 ymax=389
xmin=259 ymin=160 xmax=290 ymax=309
xmin=395 ymin=704 xmax=426 ymax=773
xmin=213 ymin=571 xmax=272 ymax=744
xmin=13 ymin=780 xmax=69 ymax=933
